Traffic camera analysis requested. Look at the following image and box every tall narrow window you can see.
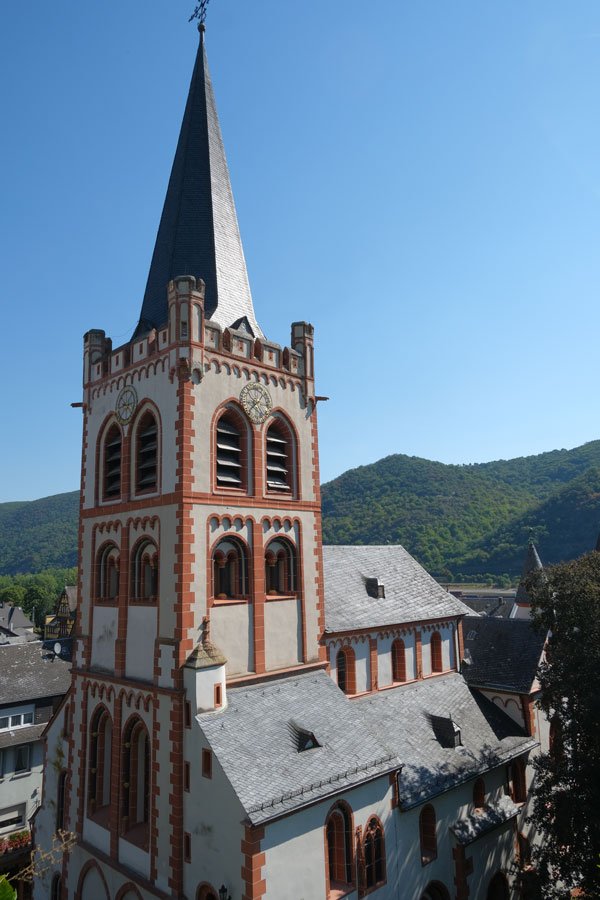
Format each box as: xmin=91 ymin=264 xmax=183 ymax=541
xmin=96 ymin=543 xmax=119 ymax=601
xmin=212 ymin=538 xmax=249 ymax=600
xmin=391 ymin=639 xmax=406 ymax=683
xmin=88 ymin=707 xmax=112 ymax=816
xmin=121 ymin=717 xmax=150 ymax=840
xmin=264 ymin=538 xmax=297 ymax=595
xmin=363 ymin=817 xmax=386 ymax=889
xmin=265 ymin=420 xmax=292 ymax=493
xmin=51 ymin=875 xmax=62 ymax=900
xmin=336 ymin=647 xmax=356 ymax=696
xmin=430 ymin=632 xmax=443 ymax=673
xmin=136 ymin=412 xmax=158 ymax=493
xmin=216 ymin=413 xmax=245 ymax=489
xmin=103 ymin=424 xmax=122 ymax=500
xmin=510 ymin=758 xmax=527 ymax=803
xmin=419 ymin=804 xmax=437 ymax=865
xmin=473 ymin=777 xmax=485 ymax=809
xmin=325 ymin=803 xmax=353 ymax=895
xmin=131 ymin=539 xmax=159 ymax=601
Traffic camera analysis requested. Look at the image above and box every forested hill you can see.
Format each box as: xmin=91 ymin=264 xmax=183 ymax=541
xmin=4 ymin=441 xmax=600 ymax=579
xmin=321 ymin=441 xmax=600 ymax=579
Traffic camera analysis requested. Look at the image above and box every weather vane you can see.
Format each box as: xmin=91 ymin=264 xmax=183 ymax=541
xmin=189 ymin=0 xmax=211 ymax=24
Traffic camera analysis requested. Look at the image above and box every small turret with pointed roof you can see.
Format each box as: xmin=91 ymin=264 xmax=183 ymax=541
xmin=515 ymin=538 xmax=543 ymax=610
xmin=134 ymin=23 xmax=261 ymax=339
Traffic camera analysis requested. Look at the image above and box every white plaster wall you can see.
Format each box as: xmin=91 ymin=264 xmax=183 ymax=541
xmin=32 ymin=708 xmax=66 ymax=900
xmin=265 ymin=598 xmax=302 ymax=670
xmin=119 ymin=835 xmax=150 ymax=879
xmin=184 ymin=663 xmax=227 ymax=713
xmin=421 ymin=627 xmax=453 ymax=677
xmin=354 ymin=639 xmax=371 ymax=694
xmin=211 ymin=603 xmax=253 ymax=675
xmin=154 ymin=693 xmax=175 ymax=893
xmin=91 ymin=606 xmax=118 ymax=672
xmin=83 ymin=815 xmax=111 ymax=856
xmin=0 ymin=736 xmax=44 ymax=832
xmin=66 ymin=845 xmax=159 ymax=900
xmin=125 ymin=606 xmax=158 ymax=682
xmin=481 ymin=690 xmax=526 ymax=730
xmin=378 ymin=631 xmax=417 ymax=687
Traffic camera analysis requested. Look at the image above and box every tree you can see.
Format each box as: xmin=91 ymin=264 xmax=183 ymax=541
xmin=526 ymin=552 xmax=600 ymax=898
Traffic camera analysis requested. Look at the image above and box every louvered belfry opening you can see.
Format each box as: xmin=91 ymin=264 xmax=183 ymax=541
xmin=266 ymin=421 xmax=290 ymax=492
xmin=136 ymin=413 xmax=158 ymax=492
xmin=103 ymin=424 xmax=122 ymax=500
xmin=216 ymin=413 xmax=244 ymax=489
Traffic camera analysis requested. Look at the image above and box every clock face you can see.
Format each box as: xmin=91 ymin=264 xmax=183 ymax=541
xmin=115 ymin=386 xmax=137 ymax=425
xmin=240 ymin=383 xmax=272 ymax=424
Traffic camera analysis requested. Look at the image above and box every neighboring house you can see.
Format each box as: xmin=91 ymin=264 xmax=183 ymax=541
xmin=44 ymin=587 xmax=77 ymax=642
xmin=0 ymin=604 xmax=36 ymax=645
xmin=34 ymin=23 xmax=545 ymax=900
xmin=0 ymin=642 xmax=71 ymax=882
xmin=451 ymin=590 xmax=516 ymax=619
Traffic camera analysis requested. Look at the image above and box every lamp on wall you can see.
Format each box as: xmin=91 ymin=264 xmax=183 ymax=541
xmin=218 ymin=887 xmax=231 ymax=900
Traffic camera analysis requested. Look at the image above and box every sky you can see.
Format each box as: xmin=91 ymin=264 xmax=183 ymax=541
xmin=2 ymin=1 xmax=600 ymax=502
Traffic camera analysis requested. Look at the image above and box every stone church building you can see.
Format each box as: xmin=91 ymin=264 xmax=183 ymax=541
xmin=33 ymin=26 xmax=546 ymax=900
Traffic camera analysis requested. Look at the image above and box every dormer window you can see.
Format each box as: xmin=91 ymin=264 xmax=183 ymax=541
xmin=290 ymin=720 xmax=321 ymax=752
xmin=365 ymin=577 xmax=385 ymax=599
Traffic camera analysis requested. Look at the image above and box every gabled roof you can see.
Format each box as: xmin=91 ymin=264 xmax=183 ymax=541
xmin=198 ymin=670 xmax=400 ymax=825
xmin=0 ymin=604 xmax=34 ymax=635
xmin=0 ymin=642 xmax=71 ymax=706
xmin=461 ymin=615 xmax=546 ymax=693
xmin=323 ymin=545 xmax=470 ymax=633
xmin=515 ymin=540 xmax=543 ymax=605
xmin=356 ymin=673 xmax=536 ymax=808
xmin=135 ymin=26 xmax=261 ymax=339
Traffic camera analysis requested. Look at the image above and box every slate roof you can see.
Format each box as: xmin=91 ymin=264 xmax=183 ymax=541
xmin=452 ymin=795 xmax=520 ymax=845
xmin=0 ymin=724 xmax=46 ymax=750
xmin=135 ymin=27 xmax=262 ymax=339
xmin=452 ymin=591 xmax=515 ymax=619
xmin=199 ymin=670 xmax=401 ymax=825
xmin=0 ymin=642 xmax=71 ymax=706
xmin=0 ymin=605 xmax=34 ymax=636
xmin=356 ymin=673 xmax=536 ymax=809
xmin=323 ymin=545 xmax=471 ymax=633
xmin=462 ymin=616 xmax=546 ymax=693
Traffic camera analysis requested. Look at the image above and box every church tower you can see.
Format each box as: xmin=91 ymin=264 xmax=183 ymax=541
xmin=58 ymin=25 xmax=326 ymax=897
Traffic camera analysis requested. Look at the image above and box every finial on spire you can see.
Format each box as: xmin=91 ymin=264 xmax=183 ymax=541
xmin=189 ymin=0 xmax=211 ymax=25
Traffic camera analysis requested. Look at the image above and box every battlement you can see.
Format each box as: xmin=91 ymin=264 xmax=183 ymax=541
xmin=83 ymin=277 xmax=314 ymax=388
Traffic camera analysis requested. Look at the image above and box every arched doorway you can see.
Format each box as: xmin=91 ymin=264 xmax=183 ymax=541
xmin=421 ymin=883 xmax=450 ymax=900
xmin=487 ymin=872 xmax=510 ymax=900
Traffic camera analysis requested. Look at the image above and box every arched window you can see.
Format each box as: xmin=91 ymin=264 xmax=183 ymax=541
xmin=212 ymin=537 xmax=249 ymax=600
xmin=419 ymin=804 xmax=437 ymax=865
xmin=130 ymin=539 xmax=159 ymax=601
xmin=102 ymin=423 xmax=122 ymax=501
xmin=265 ymin=418 xmax=294 ymax=494
xmin=430 ymin=632 xmax=442 ymax=673
xmin=510 ymin=757 xmax=527 ymax=803
xmin=336 ymin=647 xmax=356 ymax=696
xmin=121 ymin=717 xmax=150 ymax=839
xmin=325 ymin=802 xmax=353 ymax=894
xmin=136 ymin=411 xmax=158 ymax=493
xmin=363 ymin=816 xmax=386 ymax=889
xmin=264 ymin=538 xmax=297 ymax=596
xmin=96 ymin=543 xmax=119 ymax=601
xmin=51 ymin=874 xmax=62 ymax=900
xmin=487 ymin=872 xmax=509 ymax=900
xmin=420 ymin=884 xmax=450 ymax=900
xmin=196 ymin=886 xmax=219 ymax=900
xmin=88 ymin=706 xmax=112 ymax=816
xmin=391 ymin=639 xmax=406 ymax=683
xmin=56 ymin=770 xmax=67 ymax=831
xmin=473 ymin=777 xmax=485 ymax=809
xmin=215 ymin=410 xmax=247 ymax=490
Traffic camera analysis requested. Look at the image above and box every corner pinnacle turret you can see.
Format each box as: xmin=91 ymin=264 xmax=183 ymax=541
xmin=134 ymin=25 xmax=261 ymax=339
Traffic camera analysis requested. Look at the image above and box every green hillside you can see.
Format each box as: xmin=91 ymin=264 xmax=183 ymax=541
xmin=3 ymin=441 xmax=600 ymax=579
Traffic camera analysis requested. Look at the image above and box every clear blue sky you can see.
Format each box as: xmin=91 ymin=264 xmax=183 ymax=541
xmin=2 ymin=1 xmax=600 ymax=502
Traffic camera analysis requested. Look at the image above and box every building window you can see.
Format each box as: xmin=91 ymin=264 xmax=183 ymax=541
xmin=336 ymin=647 xmax=356 ymax=696
xmin=265 ymin=419 xmax=294 ymax=493
xmin=136 ymin=411 xmax=158 ymax=493
xmin=0 ymin=709 xmax=34 ymax=731
xmin=518 ymin=832 xmax=531 ymax=867
xmin=184 ymin=762 xmax=190 ymax=792
xmin=391 ymin=639 xmax=406 ymax=683
xmin=96 ymin=543 xmax=119 ymax=601
xmin=56 ymin=771 xmax=67 ymax=831
xmin=0 ymin=804 xmax=25 ymax=835
xmin=103 ymin=423 xmax=122 ymax=500
xmin=264 ymin=538 xmax=297 ymax=596
xmin=185 ymin=701 xmax=192 ymax=728
xmin=325 ymin=802 xmax=353 ymax=895
xmin=14 ymin=744 xmax=30 ymax=774
xmin=212 ymin=538 xmax=249 ymax=600
xmin=88 ymin=706 xmax=112 ymax=815
xmin=509 ymin=758 xmax=527 ymax=803
xmin=130 ymin=539 xmax=159 ymax=601
xmin=419 ymin=804 xmax=437 ymax=865
xmin=121 ymin=717 xmax=150 ymax=838
xmin=202 ymin=749 xmax=212 ymax=779
xmin=184 ymin=831 xmax=191 ymax=862
xmin=430 ymin=632 xmax=442 ymax=673
xmin=473 ymin=777 xmax=485 ymax=809
xmin=214 ymin=684 xmax=222 ymax=709
xmin=363 ymin=816 xmax=386 ymax=889
xmin=51 ymin=874 xmax=62 ymax=900
xmin=215 ymin=411 xmax=246 ymax=490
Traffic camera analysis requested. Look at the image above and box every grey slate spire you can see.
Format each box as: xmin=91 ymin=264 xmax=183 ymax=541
xmin=515 ymin=540 xmax=543 ymax=605
xmin=134 ymin=25 xmax=261 ymax=339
